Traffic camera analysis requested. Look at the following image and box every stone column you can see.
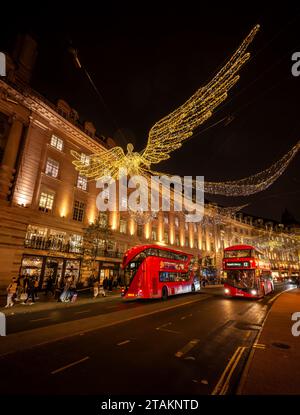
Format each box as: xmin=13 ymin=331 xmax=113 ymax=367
xmin=0 ymin=117 xmax=23 ymax=199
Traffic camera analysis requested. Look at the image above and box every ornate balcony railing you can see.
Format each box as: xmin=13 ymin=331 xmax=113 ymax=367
xmin=24 ymin=237 xmax=83 ymax=254
xmin=24 ymin=238 xmax=123 ymax=259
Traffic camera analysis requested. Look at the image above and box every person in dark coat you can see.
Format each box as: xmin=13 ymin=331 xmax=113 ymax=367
xmin=108 ymin=277 xmax=113 ymax=292
xmin=45 ymin=275 xmax=55 ymax=296
xmin=103 ymin=277 xmax=108 ymax=290
xmin=26 ymin=276 xmax=36 ymax=303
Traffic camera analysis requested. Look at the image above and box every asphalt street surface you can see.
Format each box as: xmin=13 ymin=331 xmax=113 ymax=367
xmin=0 ymin=284 xmax=290 ymax=395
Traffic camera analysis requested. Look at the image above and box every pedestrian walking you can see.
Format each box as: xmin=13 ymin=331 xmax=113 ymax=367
xmin=25 ymin=276 xmax=36 ymax=304
xmin=108 ymin=277 xmax=113 ymax=292
xmin=93 ymin=279 xmax=99 ymax=298
xmin=103 ymin=277 xmax=108 ymax=291
xmin=5 ymin=277 xmax=17 ymax=308
xmin=45 ymin=275 xmax=55 ymax=297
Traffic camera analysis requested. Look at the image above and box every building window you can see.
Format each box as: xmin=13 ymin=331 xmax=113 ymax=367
xmin=185 ymin=237 xmax=189 ymax=247
xmin=164 ymin=231 xmax=169 ymax=244
xmin=120 ymin=196 xmax=127 ymax=209
xmin=175 ymin=235 xmax=180 ymax=246
xmin=194 ymin=239 xmax=198 ymax=249
xmin=50 ymin=134 xmax=63 ymax=151
xmin=174 ymin=217 xmax=179 ymax=227
xmin=39 ymin=192 xmax=54 ymax=212
xmin=137 ymin=225 xmax=143 ymax=237
xmin=120 ymin=220 xmax=127 ymax=234
xmin=73 ymin=200 xmax=85 ymax=222
xmin=45 ymin=158 xmax=59 ymax=178
xmin=185 ymin=222 xmax=188 ymax=231
xmin=202 ymin=240 xmax=206 ymax=251
xmin=77 ymin=175 xmax=87 ymax=191
xmin=80 ymin=153 xmax=90 ymax=166
xmin=164 ymin=215 xmax=169 ymax=225
xmin=152 ymin=228 xmax=157 ymax=241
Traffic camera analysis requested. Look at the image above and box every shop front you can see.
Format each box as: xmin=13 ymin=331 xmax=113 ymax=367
xmin=98 ymin=261 xmax=121 ymax=285
xmin=20 ymin=254 xmax=81 ymax=289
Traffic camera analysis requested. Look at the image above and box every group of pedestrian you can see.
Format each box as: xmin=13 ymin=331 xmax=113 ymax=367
xmin=5 ymin=273 xmax=39 ymax=308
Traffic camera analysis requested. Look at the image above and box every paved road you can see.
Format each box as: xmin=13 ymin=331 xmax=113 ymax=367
xmin=0 ymin=284 xmax=290 ymax=395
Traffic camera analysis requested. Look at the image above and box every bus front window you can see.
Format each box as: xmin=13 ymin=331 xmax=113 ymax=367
xmin=227 ymin=270 xmax=256 ymax=290
xmin=124 ymin=251 xmax=147 ymax=287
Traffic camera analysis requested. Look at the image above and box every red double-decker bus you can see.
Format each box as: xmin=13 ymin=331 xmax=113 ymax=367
xmin=121 ymin=244 xmax=200 ymax=300
xmin=223 ymin=245 xmax=274 ymax=299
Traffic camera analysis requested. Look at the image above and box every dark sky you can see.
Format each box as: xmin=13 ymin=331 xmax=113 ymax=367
xmin=1 ymin=5 xmax=300 ymax=222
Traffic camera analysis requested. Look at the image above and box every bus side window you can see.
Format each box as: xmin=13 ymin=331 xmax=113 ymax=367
xmin=160 ymin=272 xmax=168 ymax=282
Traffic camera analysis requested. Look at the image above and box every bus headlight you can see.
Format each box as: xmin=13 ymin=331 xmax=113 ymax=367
xmin=224 ymin=288 xmax=230 ymax=294
xmin=251 ymin=289 xmax=257 ymax=296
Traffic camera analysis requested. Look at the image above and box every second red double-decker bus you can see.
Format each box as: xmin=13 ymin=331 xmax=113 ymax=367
xmin=121 ymin=244 xmax=200 ymax=300
xmin=223 ymin=244 xmax=274 ymax=299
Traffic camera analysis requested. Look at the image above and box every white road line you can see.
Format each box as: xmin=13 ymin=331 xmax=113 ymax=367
xmin=175 ymin=339 xmax=200 ymax=358
xmin=74 ymin=310 xmax=91 ymax=315
xmin=156 ymin=322 xmax=172 ymax=330
xmin=117 ymin=340 xmax=131 ymax=346
xmin=51 ymin=356 xmax=90 ymax=375
xmin=30 ymin=317 xmax=52 ymax=322
xmin=156 ymin=322 xmax=181 ymax=334
xmin=160 ymin=328 xmax=181 ymax=334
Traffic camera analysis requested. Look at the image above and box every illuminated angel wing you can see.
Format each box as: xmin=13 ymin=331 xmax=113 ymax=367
xmin=141 ymin=25 xmax=260 ymax=166
xmin=71 ymin=146 xmax=125 ymax=179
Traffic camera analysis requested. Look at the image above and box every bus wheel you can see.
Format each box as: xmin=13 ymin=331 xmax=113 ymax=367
xmin=162 ymin=286 xmax=168 ymax=301
xmin=191 ymin=283 xmax=196 ymax=293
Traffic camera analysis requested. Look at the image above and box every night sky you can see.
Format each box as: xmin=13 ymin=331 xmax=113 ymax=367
xmin=1 ymin=5 xmax=300 ymax=222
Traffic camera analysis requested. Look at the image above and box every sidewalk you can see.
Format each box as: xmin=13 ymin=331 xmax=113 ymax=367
xmin=0 ymin=289 xmax=122 ymax=316
xmin=239 ymin=288 xmax=300 ymax=394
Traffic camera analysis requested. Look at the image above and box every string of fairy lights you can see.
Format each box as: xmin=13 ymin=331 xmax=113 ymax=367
xmin=72 ymin=25 xmax=260 ymax=182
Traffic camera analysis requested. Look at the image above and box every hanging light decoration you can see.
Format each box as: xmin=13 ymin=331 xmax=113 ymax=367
xmin=72 ymin=25 xmax=260 ymax=181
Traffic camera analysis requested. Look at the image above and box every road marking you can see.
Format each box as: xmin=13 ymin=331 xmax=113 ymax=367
xmin=253 ymin=343 xmax=266 ymax=349
xmin=180 ymin=316 xmax=186 ymax=320
xmin=156 ymin=322 xmax=172 ymax=329
xmin=74 ymin=310 xmax=91 ymax=315
xmin=175 ymin=339 xmax=200 ymax=358
xmin=117 ymin=340 xmax=131 ymax=346
xmin=156 ymin=322 xmax=181 ymax=334
xmin=30 ymin=317 xmax=52 ymax=322
xmin=51 ymin=356 xmax=90 ymax=375
xmin=212 ymin=346 xmax=246 ymax=395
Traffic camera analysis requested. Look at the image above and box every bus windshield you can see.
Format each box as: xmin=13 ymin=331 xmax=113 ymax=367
xmin=124 ymin=251 xmax=147 ymax=287
xmin=224 ymin=249 xmax=252 ymax=259
xmin=226 ymin=269 xmax=257 ymax=290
